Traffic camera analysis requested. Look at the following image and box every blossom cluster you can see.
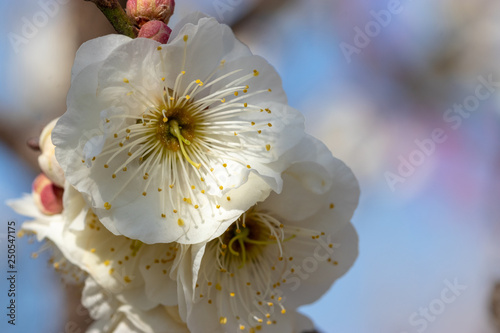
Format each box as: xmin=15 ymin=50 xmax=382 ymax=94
xmin=9 ymin=8 xmax=359 ymax=333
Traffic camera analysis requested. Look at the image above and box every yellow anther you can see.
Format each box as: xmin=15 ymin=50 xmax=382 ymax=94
xmin=183 ymin=35 xmax=188 ymax=42
xmin=177 ymin=219 xmax=184 ymax=226
xmin=123 ymin=78 xmax=129 ymax=83
xmin=104 ymin=202 xmax=112 ymax=210
xmin=266 ymin=144 xmax=271 ymax=151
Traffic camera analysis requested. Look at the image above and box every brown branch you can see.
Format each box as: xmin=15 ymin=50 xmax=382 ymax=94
xmin=85 ymin=0 xmax=137 ymax=38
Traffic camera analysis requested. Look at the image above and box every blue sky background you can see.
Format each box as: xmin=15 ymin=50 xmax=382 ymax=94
xmin=1 ymin=0 xmax=500 ymax=332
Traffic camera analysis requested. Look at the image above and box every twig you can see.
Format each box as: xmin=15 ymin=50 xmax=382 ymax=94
xmin=85 ymin=0 xmax=137 ymax=38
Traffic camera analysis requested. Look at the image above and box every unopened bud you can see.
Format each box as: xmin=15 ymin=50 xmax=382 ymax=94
xmin=38 ymin=118 xmax=65 ymax=187
xmin=126 ymin=0 xmax=175 ymax=26
xmin=138 ymin=20 xmax=172 ymax=44
xmin=32 ymin=174 xmax=64 ymax=215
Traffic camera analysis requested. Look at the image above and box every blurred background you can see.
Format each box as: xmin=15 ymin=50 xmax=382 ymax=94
xmin=1 ymin=0 xmax=500 ymax=332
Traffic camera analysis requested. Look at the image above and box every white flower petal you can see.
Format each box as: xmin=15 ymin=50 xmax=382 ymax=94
xmin=170 ymin=12 xmax=209 ymax=40
xmin=291 ymin=311 xmax=315 ymax=333
xmin=139 ymin=245 xmax=179 ymax=306
xmin=83 ymin=277 xmax=119 ymax=322
xmin=72 ymin=35 xmax=131 ymax=81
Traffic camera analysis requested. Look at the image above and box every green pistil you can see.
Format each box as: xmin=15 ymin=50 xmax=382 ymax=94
xmin=130 ymin=240 xmax=143 ymax=256
xmin=169 ymin=120 xmax=200 ymax=168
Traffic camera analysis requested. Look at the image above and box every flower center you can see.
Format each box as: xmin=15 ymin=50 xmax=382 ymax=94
xmin=219 ymin=210 xmax=295 ymax=269
xmin=88 ymin=35 xmax=278 ymax=231
xmin=155 ymin=105 xmax=196 ymax=152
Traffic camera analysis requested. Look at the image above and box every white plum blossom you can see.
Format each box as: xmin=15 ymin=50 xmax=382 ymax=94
xmin=52 ymin=13 xmax=305 ymax=245
xmin=176 ymin=135 xmax=360 ymax=333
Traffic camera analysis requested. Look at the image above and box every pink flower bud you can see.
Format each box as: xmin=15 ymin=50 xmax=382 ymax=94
xmin=138 ymin=20 xmax=172 ymax=44
xmin=126 ymin=0 xmax=175 ymax=26
xmin=32 ymin=174 xmax=64 ymax=215
xmin=38 ymin=118 xmax=65 ymax=187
